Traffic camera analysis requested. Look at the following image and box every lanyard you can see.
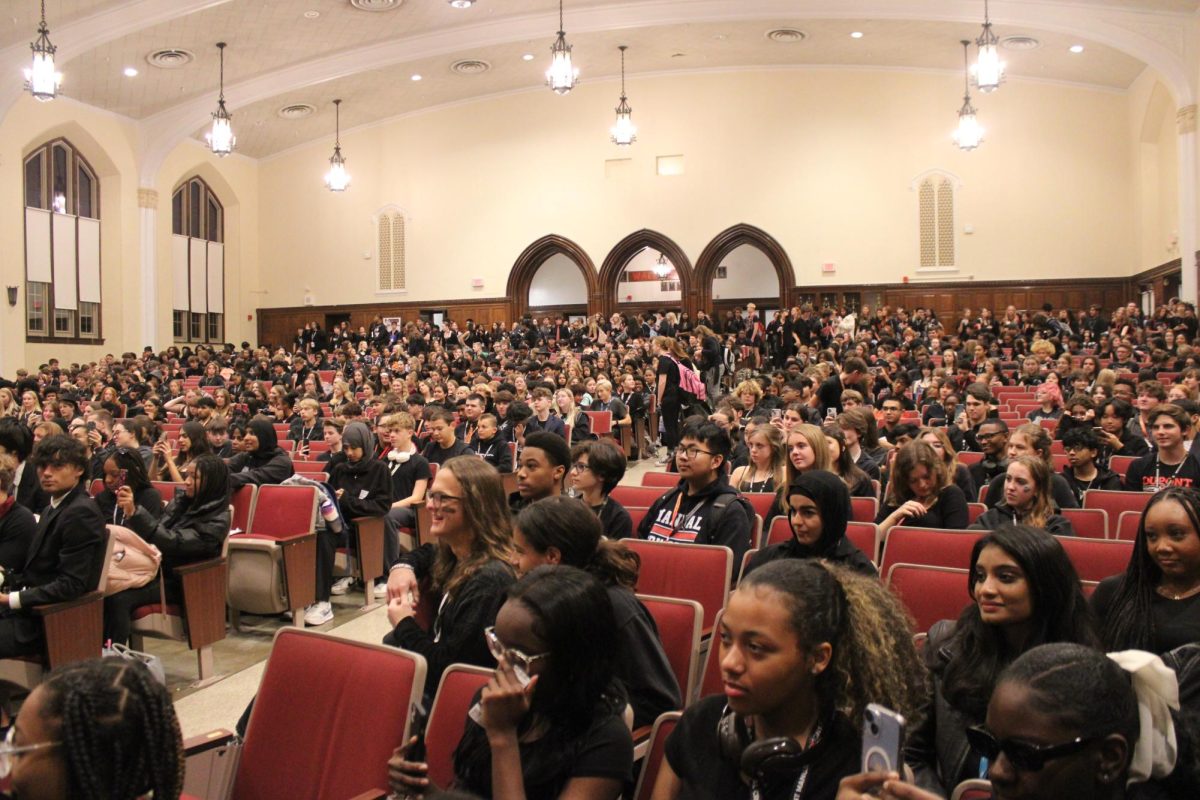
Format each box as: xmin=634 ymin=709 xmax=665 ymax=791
xmin=749 ymin=721 xmax=824 ymax=800
xmin=1154 ymin=456 xmax=1186 ymax=490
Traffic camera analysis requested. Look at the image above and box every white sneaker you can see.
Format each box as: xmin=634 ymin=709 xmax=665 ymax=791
xmin=373 ymin=582 xmax=389 ymax=598
xmin=304 ymin=602 xmax=334 ymax=626
xmin=330 ymin=577 xmax=355 ymax=596
xmin=655 ymin=454 xmax=671 ymax=466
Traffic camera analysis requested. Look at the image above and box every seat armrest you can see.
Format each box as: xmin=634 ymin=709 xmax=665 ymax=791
xmin=175 ymin=556 xmax=227 ymax=576
xmin=31 ymin=590 xmax=104 ymax=616
xmin=32 ymin=590 xmax=105 ymax=669
xmin=346 ymin=791 xmax=388 ymax=800
xmin=184 ymin=729 xmax=237 ymax=756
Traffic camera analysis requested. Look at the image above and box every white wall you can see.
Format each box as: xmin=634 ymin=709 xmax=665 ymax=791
xmin=616 ymin=246 xmax=681 ymax=303
xmin=712 ymin=243 xmax=777 ymax=300
xmin=529 ymin=252 xmax=588 ymax=306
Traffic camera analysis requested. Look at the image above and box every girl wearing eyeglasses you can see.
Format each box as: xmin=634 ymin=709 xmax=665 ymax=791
xmin=3 ymin=658 xmax=183 ymax=800
xmin=390 ymin=565 xmax=632 ymax=800
xmin=903 ymin=526 xmax=1098 ymax=797
xmin=651 ymin=559 xmax=924 ymax=800
xmin=384 ymin=455 xmax=516 ymax=697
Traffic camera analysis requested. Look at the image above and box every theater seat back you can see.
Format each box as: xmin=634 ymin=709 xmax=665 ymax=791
xmin=233 ymin=628 xmax=426 ymax=800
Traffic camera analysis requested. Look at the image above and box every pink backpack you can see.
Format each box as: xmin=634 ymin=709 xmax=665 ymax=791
xmin=671 ymin=358 xmax=707 ymax=402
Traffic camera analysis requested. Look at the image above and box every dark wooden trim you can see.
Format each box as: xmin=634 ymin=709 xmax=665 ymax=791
xmin=505 ymin=234 xmax=598 ymax=320
xmin=260 ymin=296 xmax=507 ymax=316
xmin=597 ymin=229 xmax=695 ymax=318
xmin=1129 ymin=258 xmax=1182 ymax=286
xmin=695 ymin=224 xmax=796 ymax=312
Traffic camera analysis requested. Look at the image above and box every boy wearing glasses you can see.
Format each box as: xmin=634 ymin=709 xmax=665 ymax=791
xmin=635 ymin=419 xmax=752 ymax=573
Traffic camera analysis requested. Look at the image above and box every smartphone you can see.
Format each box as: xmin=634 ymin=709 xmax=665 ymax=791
xmin=861 ymin=704 xmax=906 ymax=777
xmin=406 ymin=700 xmax=428 ymax=763
xmin=770 ymin=409 xmax=783 ymax=422
xmin=114 ymin=469 xmax=128 ymax=491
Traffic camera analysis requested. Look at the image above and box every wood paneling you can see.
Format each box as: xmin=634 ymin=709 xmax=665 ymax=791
xmin=257 ymin=297 xmax=508 ymax=348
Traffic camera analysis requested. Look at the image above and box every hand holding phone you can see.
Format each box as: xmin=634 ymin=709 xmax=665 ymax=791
xmin=862 ymin=704 xmax=906 ymax=782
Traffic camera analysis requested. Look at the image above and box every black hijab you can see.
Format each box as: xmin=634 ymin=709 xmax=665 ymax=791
xmin=785 ymin=471 xmax=851 ymax=559
xmin=245 ymin=416 xmax=282 ymax=465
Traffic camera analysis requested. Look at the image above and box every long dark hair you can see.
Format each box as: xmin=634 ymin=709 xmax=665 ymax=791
xmin=515 ymin=496 xmax=639 ymax=589
xmin=188 ymin=453 xmax=230 ymax=508
xmin=178 ymin=421 xmax=211 ymax=460
xmin=107 ymin=447 xmax=152 ymax=494
xmin=1100 ymin=487 xmax=1198 ymax=651
xmin=941 ymin=525 xmax=1098 ymax=720
xmin=39 ymin=658 xmax=184 ymax=800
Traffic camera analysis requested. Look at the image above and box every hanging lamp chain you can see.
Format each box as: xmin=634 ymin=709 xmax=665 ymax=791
xmin=217 ymin=42 xmax=226 ymax=103
xmin=559 ymin=0 xmax=565 ymax=35
xmin=961 ymin=39 xmax=970 ymax=100
xmin=334 ymin=99 xmax=341 ymax=148
xmin=619 ymin=45 xmax=627 ymax=97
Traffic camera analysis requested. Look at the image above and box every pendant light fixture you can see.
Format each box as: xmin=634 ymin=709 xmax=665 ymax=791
xmin=653 ymin=251 xmax=671 ymax=278
xmin=546 ymin=0 xmax=579 ymax=94
xmin=24 ymin=0 xmax=62 ymax=102
xmin=972 ymin=0 xmax=1005 ymax=93
xmin=325 ymin=99 xmax=350 ymax=192
xmin=954 ymin=40 xmax=984 ymax=151
xmin=610 ymin=46 xmax=636 ymax=145
xmin=205 ymin=42 xmax=236 ymax=157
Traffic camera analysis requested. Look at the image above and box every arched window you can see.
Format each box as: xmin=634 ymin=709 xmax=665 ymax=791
xmin=171 ymin=177 xmax=224 ymax=342
xmin=23 ymin=138 xmax=101 ymax=341
xmin=377 ymin=207 xmax=407 ymax=292
xmin=917 ymin=174 xmax=956 ymax=270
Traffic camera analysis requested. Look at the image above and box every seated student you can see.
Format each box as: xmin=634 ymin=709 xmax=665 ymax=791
xmin=970 ymin=456 xmax=1076 ymax=536
xmin=390 ymin=566 xmax=633 ymax=800
xmin=455 ymin=392 xmax=486 ymax=444
xmin=835 ymin=408 xmax=882 ymax=482
xmin=206 ymin=417 xmax=233 ymax=459
xmin=317 ymin=416 xmax=344 ymax=467
xmin=472 ymin=413 xmax=513 ymax=473
xmin=526 ymin=387 xmax=567 ymax=439
xmin=111 ymin=416 xmax=155 ymax=472
xmin=729 ymin=423 xmax=786 ymax=496
xmin=384 ymin=456 xmax=517 ymax=697
xmin=918 ymin=427 xmax=977 ymax=504
xmin=554 ymin=387 xmax=592 ymax=445
xmin=94 ymin=447 xmax=163 ymax=528
xmin=653 ymin=559 xmax=925 ymax=800
xmin=104 ymin=454 xmax=232 ymax=647
xmin=854 ymin=643 xmax=1169 ymax=800
xmin=226 ymin=416 xmax=295 ymax=489
xmin=0 ymin=419 xmax=47 ymax=513
xmin=511 ymin=497 xmax=680 ymax=726
xmin=509 ymin=431 xmax=569 ymax=515
xmin=152 ymin=420 xmax=211 ymax=483
xmin=380 ymin=412 xmax=431 ymax=571
xmin=569 ymin=439 xmax=633 ymax=540
xmin=1124 ymin=404 xmax=1200 ymax=492
xmin=421 ymin=407 xmax=474 ymax=466
xmin=287 ymin=397 xmax=323 ymax=459
xmin=1026 ymin=382 xmax=1064 ymax=423
xmin=307 ymin=421 xmax=392 ymax=625
xmin=0 ymin=435 xmax=106 ymax=658
xmin=636 ymin=418 xmax=754 ymax=572
xmin=877 ymin=441 xmax=970 ymax=536
xmin=903 ymin=525 xmax=1096 ymax=796
xmin=590 ymin=378 xmax=630 ymax=433
xmin=1093 ymin=486 xmax=1200 ymax=655
xmin=745 ymin=471 xmax=876 ymax=577
xmin=823 ymin=424 xmax=878 ymax=499
xmin=964 ymin=418 xmax=1009 ymax=492
xmin=0 ymin=454 xmax=36 ymax=573
xmin=1096 ymin=397 xmax=1150 ymax=464
xmin=1060 ymin=426 xmax=1122 ymax=505
xmin=982 ymin=423 xmax=1079 ymax=510
xmin=7 ymin=658 xmax=184 ymax=800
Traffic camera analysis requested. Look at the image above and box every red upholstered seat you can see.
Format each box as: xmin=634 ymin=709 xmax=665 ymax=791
xmin=638 ymin=594 xmax=701 ymax=705
xmin=622 ymin=539 xmax=731 ymax=635
xmin=425 ymin=665 xmax=493 ymax=789
xmin=132 ymin=603 xmax=182 ymax=620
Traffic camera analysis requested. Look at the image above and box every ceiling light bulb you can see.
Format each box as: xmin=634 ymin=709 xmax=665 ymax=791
xmin=850 ymin=31 xmax=864 ymax=39
xmin=25 ymin=1 xmax=61 ymax=102
xmin=123 ymin=67 xmax=138 ymax=77
xmin=1069 ymin=44 xmax=1085 ymax=53
xmin=449 ymin=0 xmax=475 ymax=7
xmin=522 ymin=53 xmax=535 ymax=61
xmin=411 ymin=74 xmax=422 ymax=81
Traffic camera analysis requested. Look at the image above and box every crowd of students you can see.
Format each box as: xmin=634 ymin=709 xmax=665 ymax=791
xmin=0 ymin=297 xmax=1197 ymax=797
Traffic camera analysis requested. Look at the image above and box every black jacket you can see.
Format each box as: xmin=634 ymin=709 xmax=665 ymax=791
xmin=11 ymin=483 xmax=107 ymax=642
xmin=330 ymin=458 xmax=393 ymax=521
xmin=905 ymin=620 xmax=977 ymax=796
xmin=609 ymin=586 xmax=682 ymax=728
xmin=471 ymin=436 xmax=512 ymax=473
xmin=969 ymin=504 xmax=1076 ymax=536
xmin=636 ymin=476 xmax=753 ymax=574
xmin=745 ymin=536 xmax=877 ymax=578
xmin=127 ymin=494 xmax=231 ymax=585
xmin=0 ymin=503 xmax=36 ymax=574
xmin=14 ymin=463 xmax=48 ymax=515
xmin=227 ymin=419 xmax=295 ymax=489
xmin=94 ymin=485 xmax=164 ymax=528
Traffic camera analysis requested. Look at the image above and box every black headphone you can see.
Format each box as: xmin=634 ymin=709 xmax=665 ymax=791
xmin=716 ymin=704 xmax=814 ymax=784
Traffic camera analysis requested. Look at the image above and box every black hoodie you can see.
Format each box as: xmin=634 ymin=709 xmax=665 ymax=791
xmin=330 ymin=422 xmax=392 ymax=520
xmin=227 ymin=417 xmax=295 ymax=489
xmin=635 ymin=474 xmax=752 ymax=573
xmin=744 ymin=471 xmax=877 ymax=578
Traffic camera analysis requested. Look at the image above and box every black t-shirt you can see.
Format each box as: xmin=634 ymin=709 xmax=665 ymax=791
xmin=1123 ymin=453 xmax=1200 ymax=493
xmin=1092 ymin=575 xmax=1200 ymax=655
xmin=657 ymin=355 xmax=681 ymax=401
xmin=665 ymin=696 xmax=861 ymax=800
xmin=421 ymin=438 xmax=473 ymax=466
xmin=385 ymin=450 xmax=431 ymax=502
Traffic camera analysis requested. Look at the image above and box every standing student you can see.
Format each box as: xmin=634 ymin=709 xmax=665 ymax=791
xmin=652 ymin=560 xmax=925 ymax=800
xmin=653 ymin=337 xmax=690 ymax=463
xmin=1124 ymin=404 xmax=1200 ymax=492
xmin=636 ymin=418 xmax=754 ymax=572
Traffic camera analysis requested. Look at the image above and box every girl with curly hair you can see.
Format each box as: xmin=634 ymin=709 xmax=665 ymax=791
xmin=652 ymin=559 xmax=926 ymax=800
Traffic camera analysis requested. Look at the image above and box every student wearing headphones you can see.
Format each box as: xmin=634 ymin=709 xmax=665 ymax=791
xmin=651 ymin=559 xmax=925 ymax=800
xmin=380 ymin=413 xmax=431 ymax=577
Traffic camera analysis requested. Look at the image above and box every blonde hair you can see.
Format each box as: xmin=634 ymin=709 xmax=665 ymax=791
xmin=735 ymin=380 xmax=763 ymax=400
xmin=380 ymin=412 xmax=415 ymax=431
xmin=738 ymin=424 xmax=787 ymax=491
xmin=784 ymin=424 xmax=831 ymax=504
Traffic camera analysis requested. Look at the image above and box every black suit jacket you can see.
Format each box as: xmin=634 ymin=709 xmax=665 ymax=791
xmin=13 ymin=483 xmax=106 ymax=640
xmin=14 ymin=464 xmax=48 ymax=515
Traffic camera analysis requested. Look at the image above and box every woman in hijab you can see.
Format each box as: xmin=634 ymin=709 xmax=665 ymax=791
xmin=104 ymin=453 xmax=232 ymax=646
xmin=226 ymin=415 xmax=295 ymax=489
xmin=306 ymin=421 xmax=392 ymax=626
xmin=743 ymin=470 xmax=877 ymax=577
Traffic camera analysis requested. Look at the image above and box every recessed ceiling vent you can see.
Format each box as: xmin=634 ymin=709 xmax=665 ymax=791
xmin=146 ymin=48 xmax=195 ymax=69
xmin=451 ymin=59 xmax=491 ymax=75
xmin=766 ymin=29 xmax=807 ymax=43
xmin=277 ymin=103 xmax=317 ymax=119
xmin=349 ymin=0 xmax=403 ymax=11
xmin=1001 ymin=36 xmax=1041 ymax=51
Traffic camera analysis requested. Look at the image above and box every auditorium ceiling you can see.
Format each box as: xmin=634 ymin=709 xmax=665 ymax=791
xmin=1 ymin=0 xmax=1193 ymax=158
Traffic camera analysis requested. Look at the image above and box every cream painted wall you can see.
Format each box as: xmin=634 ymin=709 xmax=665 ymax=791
xmin=1129 ymin=70 xmax=1181 ymax=271
xmin=712 ymin=243 xmax=777 ymax=300
xmin=258 ymin=68 xmax=1136 ymax=308
xmin=529 ymin=252 xmax=587 ymax=306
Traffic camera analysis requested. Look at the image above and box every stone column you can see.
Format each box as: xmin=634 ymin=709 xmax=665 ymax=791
xmin=138 ymin=187 xmax=159 ymax=350
xmin=1178 ymin=105 xmax=1197 ymax=306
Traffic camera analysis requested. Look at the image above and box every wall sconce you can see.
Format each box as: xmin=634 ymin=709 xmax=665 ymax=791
xmin=5 ymin=287 xmax=16 ymax=307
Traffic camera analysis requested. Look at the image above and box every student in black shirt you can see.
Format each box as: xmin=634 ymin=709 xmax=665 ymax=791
xmin=653 ymin=559 xmax=924 ymax=800
xmin=509 ymin=431 xmax=568 ymax=515
xmin=1123 ymin=404 xmax=1200 ymax=493
xmin=1095 ymin=397 xmax=1150 ymax=466
xmin=1060 ymin=427 xmax=1121 ymax=505
xmin=380 ymin=412 xmax=431 ymax=580
xmin=421 ymin=407 xmax=473 ymax=466
xmin=472 ymin=413 xmax=512 ymax=473
xmin=569 ymin=439 xmax=633 ymax=540
xmin=877 ymin=440 xmax=970 ymax=536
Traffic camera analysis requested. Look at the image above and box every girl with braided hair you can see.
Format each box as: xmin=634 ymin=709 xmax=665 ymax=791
xmin=651 ymin=559 xmax=925 ymax=800
xmin=6 ymin=657 xmax=183 ymax=800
